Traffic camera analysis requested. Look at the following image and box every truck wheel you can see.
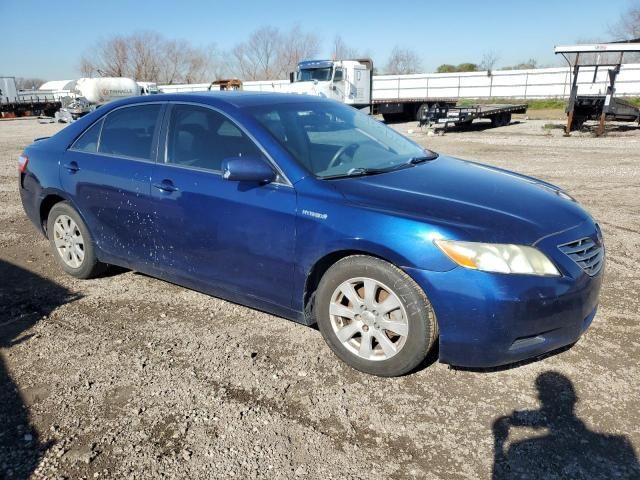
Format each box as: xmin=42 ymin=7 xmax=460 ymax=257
xmin=416 ymin=103 xmax=430 ymax=122
xmin=47 ymin=202 xmax=106 ymax=279
xmin=315 ymin=255 xmax=438 ymax=377
xmin=491 ymin=113 xmax=509 ymax=127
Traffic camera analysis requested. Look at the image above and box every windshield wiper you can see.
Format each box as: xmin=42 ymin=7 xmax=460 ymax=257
xmin=407 ymin=152 xmax=439 ymax=164
xmin=322 ymin=155 xmax=437 ymax=180
xmin=322 ymin=167 xmax=393 ymax=180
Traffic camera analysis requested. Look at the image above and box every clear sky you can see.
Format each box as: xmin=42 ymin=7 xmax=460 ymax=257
xmin=1 ymin=0 xmax=635 ymax=80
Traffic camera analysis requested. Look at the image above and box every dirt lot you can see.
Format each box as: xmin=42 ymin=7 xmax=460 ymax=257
xmin=1 ymin=117 xmax=639 ymax=479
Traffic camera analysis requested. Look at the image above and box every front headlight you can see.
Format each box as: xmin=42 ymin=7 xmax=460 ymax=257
xmin=434 ymin=240 xmax=560 ymax=276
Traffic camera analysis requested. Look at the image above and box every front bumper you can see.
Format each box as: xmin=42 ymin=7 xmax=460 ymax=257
xmin=405 ymin=222 xmax=604 ymax=368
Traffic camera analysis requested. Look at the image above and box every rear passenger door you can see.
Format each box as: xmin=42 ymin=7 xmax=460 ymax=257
xmin=61 ymin=103 xmax=164 ymax=269
xmin=150 ymin=103 xmax=296 ymax=308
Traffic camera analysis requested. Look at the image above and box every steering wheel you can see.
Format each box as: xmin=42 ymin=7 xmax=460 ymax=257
xmin=328 ymin=143 xmax=360 ymax=169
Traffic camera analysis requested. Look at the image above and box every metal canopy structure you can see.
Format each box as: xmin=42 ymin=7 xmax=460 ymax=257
xmin=555 ymin=41 xmax=640 ymax=135
xmin=555 ymin=42 xmax=640 ymax=55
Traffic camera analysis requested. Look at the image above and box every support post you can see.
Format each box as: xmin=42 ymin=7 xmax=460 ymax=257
xmin=565 ymin=53 xmax=580 ymax=136
xmin=596 ymin=64 xmax=620 ymax=136
xmin=596 ymin=53 xmax=623 ymax=136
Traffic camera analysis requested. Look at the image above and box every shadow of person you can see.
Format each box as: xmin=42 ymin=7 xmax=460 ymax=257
xmin=492 ymin=371 xmax=639 ymax=479
xmin=0 ymin=259 xmax=80 ymax=479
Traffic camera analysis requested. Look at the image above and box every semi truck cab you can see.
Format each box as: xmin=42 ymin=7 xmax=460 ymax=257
xmin=288 ymin=59 xmax=372 ymax=112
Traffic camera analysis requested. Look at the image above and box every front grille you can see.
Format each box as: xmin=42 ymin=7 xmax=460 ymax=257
xmin=558 ymin=237 xmax=604 ymax=276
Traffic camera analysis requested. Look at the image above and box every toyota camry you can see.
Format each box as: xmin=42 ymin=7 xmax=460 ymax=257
xmin=19 ymin=93 xmax=604 ymax=376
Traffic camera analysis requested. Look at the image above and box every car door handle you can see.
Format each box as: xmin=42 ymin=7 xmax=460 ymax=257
xmin=153 ymin=180 xmax=179 ymax=193
xmin=63 ymin=161 xmax=80 ymax=173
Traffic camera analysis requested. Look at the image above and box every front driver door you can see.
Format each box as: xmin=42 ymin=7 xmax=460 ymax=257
xmin=150 ymin=103 xmax=296 ymax=308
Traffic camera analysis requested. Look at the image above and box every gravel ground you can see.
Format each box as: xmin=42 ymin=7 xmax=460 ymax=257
xmin=1 ymin=116 xmax=639 ymax=479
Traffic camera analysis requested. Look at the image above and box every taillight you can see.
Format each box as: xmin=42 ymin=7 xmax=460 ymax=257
xmin=19 ymin=154 xmax=29 ymax=173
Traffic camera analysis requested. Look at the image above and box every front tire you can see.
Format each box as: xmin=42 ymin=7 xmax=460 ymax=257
xmin=315 ymin=255 xmax=438 ymax=377
xmin=47 ymin=202 xmax=106 ymax=279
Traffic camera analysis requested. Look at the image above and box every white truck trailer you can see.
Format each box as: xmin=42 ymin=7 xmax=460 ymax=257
xmin=245 ymin=59 xmax=527 ymax=127
xmin=1 ymin=77 xmax=61 ymax=117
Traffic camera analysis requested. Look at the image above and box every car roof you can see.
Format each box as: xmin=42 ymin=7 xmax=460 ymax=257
xmin=114 ymin=91 xmax=330 ymax=109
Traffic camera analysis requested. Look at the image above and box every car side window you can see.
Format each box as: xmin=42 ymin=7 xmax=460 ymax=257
xmin=70 ymin=118 xmax=103 ymax=153
xmin=166 ymin=104 xmax=263 ymax=172
xmin=99 ymin=104 xmax=162 ymax=160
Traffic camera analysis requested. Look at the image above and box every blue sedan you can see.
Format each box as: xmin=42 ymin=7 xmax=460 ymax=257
xmin=18 ymin=93 xmax=604 ymax=376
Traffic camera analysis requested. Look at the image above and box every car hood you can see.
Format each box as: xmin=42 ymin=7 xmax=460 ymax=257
xmin=331 ymin=155 xmax=591 ymax=244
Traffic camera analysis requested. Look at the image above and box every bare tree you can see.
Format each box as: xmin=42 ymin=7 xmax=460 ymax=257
xmin=607 ymin=4 xmax=640 ymax=62
xmin=129 ymin=32 xmax=163 ymax=81
xmin=384 ymin=46 xmax=423 ymax=74
xmin=159 ymin=39 xmax=185 ymax=84
xmin=479 ymin=50 xmax=499 ymax=72
xmin=78 ymin=32 xmax=219 ymax=84
xmin=231 ymin=27 xmax=282 ymax=80
xmin=159 ymin=39 xmax=214 ymax=84
xmin=79 ymin=57 xmax=95 ymax=77
xmin=90 ymin=35 xmax=130 ymax=77
xmin=205 ymin=44 xmax=230 ymax=81
xmin=609 ymin=3 xmax=640 ymax=40
xmin=275 ymin=26 xmax=320 ymax=77
xmin=14 ymin=78 xmax=47 ymax=90
xmin=230 ymin=25 xmax=320 ymax=80
xmin=330 ymin=35 xmax=359 ymax=60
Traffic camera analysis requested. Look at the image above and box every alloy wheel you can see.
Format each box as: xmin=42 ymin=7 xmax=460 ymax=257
xmin=52 ymin=214 xmax=85 ymax=269
xmin=329 ymin=277 xmax=409 ymax=361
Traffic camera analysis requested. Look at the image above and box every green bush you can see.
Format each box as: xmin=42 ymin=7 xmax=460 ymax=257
xmin=455 ymin=97 xmax=640 ymax=110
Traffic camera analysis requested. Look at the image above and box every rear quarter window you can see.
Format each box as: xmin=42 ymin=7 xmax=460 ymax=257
xmin=99 ymin=104 xmax=162 ymax=160
xmin=70 ymin=119 xmax=103 ymax=153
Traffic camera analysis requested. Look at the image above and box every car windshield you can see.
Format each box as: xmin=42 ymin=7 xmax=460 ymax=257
xmin=246 ymin=100 xmax=436 ymax=179
xmin=296 ymin=67 xmax=333 ymax=82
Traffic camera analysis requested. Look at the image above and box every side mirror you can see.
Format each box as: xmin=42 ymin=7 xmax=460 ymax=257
xmin=289 ymin=72 xmax=294 ymax=83
xmin=222 ymin=155 xmax=276 ymax=184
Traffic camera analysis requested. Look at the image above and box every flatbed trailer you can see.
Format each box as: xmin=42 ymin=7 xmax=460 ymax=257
xmin=1 ymin=78 xmax=61 ymax=118
xmin=0 ymin=97 xmax=61 ymax=118
xmin=371 ymin=98 xmax=458 ymax=122
xmin=419 ymin=103 xmax=528 ymax=130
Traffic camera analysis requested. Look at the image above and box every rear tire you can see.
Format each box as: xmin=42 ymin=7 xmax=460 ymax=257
xmin=416 ymin=103 xmax=430 ymax=122
xmin=315 ymin=255 xmax=438 ymax=377
xmin=491 ymin=112 xmax=510 ymax=127
xmin=47 ymin=201 xmax=106 ymax=279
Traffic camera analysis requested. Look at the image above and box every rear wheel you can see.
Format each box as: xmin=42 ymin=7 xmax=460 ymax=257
xmin=47 ymin=202 xmax=106 ymax=279
xmin=491 ymin=112 xmax=510 ymax=127
xmin=315 ymin=255 xmax=438 ymax=377
xmin=416 ymin=103 xmax=430 ymax=122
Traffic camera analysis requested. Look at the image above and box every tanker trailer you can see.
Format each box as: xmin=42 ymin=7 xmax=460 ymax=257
xmin=57 ymin=77 xmax=140 ymax=121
